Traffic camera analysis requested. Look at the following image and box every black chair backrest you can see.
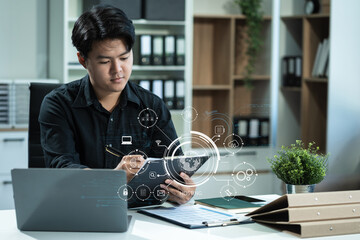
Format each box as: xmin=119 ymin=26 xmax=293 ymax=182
xmin=28 ymin=82 xmax=62 ymax=168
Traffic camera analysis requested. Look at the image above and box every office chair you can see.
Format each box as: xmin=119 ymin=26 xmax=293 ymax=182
xmin=28 ymin=82 xmax=62 ymax=168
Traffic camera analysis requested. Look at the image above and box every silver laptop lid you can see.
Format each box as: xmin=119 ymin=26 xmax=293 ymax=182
xmin=11 ymin=168 xmax=129 ymax=232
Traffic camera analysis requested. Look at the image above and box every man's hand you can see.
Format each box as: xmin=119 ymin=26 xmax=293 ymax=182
xmin=114 ymin=155 xmax=145 ymax=182
xmin=160 ymin=172 xmax=196 ymax=205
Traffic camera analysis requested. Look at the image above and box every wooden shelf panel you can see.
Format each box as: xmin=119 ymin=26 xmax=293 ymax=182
xmin=192 ymin=90 xmax=231 ymax=146
xmin=193 ymin=85 xmax=231 ymax=90
xmin=304 ymin=77 xmax=328 ymax=83
xmin=281 ymin=86 xmax=301 ymax=92
xmin=234 ymin=19 xmax=272 ymax=76
xmin=193 ymin=17 xmax=231 ymax=86
xmin=233 ymin=75 xmax=270 ymax=81
xmin=194 ymin=14 xmax=271 ymax=20
xmin=233 ymin=81 xmax=270 ymax=117
xmin=301 ymin=82 xmax=328 ymax=152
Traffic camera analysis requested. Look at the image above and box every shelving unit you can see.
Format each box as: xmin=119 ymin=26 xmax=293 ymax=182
xmin=49 ymin=0 xmax=194 ymax=137
xmin=277 ymin=1 xmax=330 ymax=152
xmin=192 ymin=14 xmax=272 ymax=148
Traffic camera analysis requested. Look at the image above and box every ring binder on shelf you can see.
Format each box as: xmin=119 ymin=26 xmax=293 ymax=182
xmin=140 ymin=35 xmax=152 ymax=65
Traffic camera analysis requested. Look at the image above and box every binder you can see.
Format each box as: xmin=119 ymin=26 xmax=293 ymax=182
xmin=133 ymin=35 xmax=141 ymax=65
xmin=312 ymin=41 xmax=323 ymax=77
xmin=259 ymin=119 xmax=269 ymax=146
xmin=140 ymin=35 xmax=152 ymax=65
xmin=282 ymin=57 xmax=289 ymax=86
xmin=175 ymin=79 xmax=185 ymax=109
xmin=152 ymin=79 xmax=163 ymax=99
xmin=164 ymin=35 xmax=175 ymax=65
xmin=175 ymin=35 xmax=185 ymax=65
xmin=163 ymin=80 xmax=175 ymax=110
xmin=139 ymin=80 xmax=151 ymax=91
xmin=248 ymin=119 xmax=259 ymax=146
xmin=247 ymin=190 xmax=360 ymax=238
xmin=295 ymin=56 xmax=302 ymax=86
xmin=152 ymin=35 xmax=164 ymax=65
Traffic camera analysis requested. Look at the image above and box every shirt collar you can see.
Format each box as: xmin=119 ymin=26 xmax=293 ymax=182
xmin=72 ymin=75 xmax=140 ymax=108
xmin=72 ymin=75 xmax=96 ymax=108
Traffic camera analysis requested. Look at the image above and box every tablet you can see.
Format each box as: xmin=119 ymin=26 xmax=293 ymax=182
xmin=126 ymin=155 xmax=210 ymax=208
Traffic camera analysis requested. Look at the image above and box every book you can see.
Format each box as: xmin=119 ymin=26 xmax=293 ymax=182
xmin=195 ymin=196 xmax=266 ymax=214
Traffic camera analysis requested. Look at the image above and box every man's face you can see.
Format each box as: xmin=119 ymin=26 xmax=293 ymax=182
xmin=79 ymin=38 xmax=133 ymax=95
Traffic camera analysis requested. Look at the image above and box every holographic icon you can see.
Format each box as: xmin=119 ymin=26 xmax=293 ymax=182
xmin=137 ymin=108 xmax=158 ymax=128
xmin=123 ymin=188 xmax=128 ymax=196
xmin=117 ymin=184 xmax=134 ymax=201
xmin=215 ymin=125 xmax=225 ymax=135
xmin=149 ymin=171 xmax=156 ymax=179
xmin=181 ymin=106 xmax=198 ymax=122
xmin=121 ymin=136 xmax=132 ymax=145
xmin=232 ymin=162 xmax=258 ymax=189
xmin=223 ymin=133 xmax=244 ymax=155
xmin=152 ymin=185 xmax=169 ymax=201
xmin=220 ymin=184 xmax=237 ymax=201
xmin=135 ymin=184 xmax=151 ymax=201
xmin=157 ymin=190 xmax=166 ymax=197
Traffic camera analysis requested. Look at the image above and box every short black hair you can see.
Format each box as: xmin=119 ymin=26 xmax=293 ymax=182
xmin=72 ymin=5 xmax=135 ymax=59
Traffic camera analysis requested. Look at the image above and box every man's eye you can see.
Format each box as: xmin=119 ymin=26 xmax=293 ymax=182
xmin=120 ymin=57 xmax=129 ymax=61
xmin=99 ymin=61 xmax=110 ymax=64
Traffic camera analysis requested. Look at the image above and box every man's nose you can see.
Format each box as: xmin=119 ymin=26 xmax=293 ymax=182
xmin=112 ymin=60 xmax=122 ymax=73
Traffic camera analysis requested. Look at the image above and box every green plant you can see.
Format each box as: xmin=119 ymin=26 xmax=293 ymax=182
xmin=234 ymin=0 xmax=264 ymax=89
xmin=268 ymin=140 xmax=329 ymax=185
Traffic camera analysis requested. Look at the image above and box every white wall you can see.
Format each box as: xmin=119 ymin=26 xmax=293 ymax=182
xmin=0 ymin=0 xmax=48 ymax=79
xmin=326 ymin=0 xmax=360 ymax=176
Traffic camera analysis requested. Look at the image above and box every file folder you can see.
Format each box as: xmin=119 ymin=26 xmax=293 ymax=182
xmin=152 ymin=79 xmax=163 ymax=99
xmin=152 ymin=35 xmax=164 ymax=65
xmin=164 ymin=35 xmax=175 ymax=65
xmin=133 ymin=35 xmax=141 ymax=65
xmin=139 ymin=80 xmax=151 ymax=91
xmin=247 ymin=190 xmax=360 ymax=238
xmin=164 ymin=80 xmax=175 ymax=110
xmin=248 ymin=119 xmax=259 ymax=146
xmin=175 ymin=35 xmax=185 ymax=65
xmin=140 ymin=35 xmax=152 ymax=65
xmin=175 ymin=79 xmax=185 ymax=109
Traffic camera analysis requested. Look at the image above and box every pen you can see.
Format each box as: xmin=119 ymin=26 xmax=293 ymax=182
xmin=105 ymin=145 xmax=125 ymax=158
xmin=202 ymin=218 xmax=240 ymax=227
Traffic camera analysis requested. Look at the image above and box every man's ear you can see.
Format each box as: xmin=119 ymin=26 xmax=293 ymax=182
xmin=77 ymin=52 xmax=87 ymax=69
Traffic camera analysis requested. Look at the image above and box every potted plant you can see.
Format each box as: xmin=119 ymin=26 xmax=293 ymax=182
xmin=234 ymin=0 xmax=263 ymax=89
xmin=268 ymin=140 xmax=329 ymax=194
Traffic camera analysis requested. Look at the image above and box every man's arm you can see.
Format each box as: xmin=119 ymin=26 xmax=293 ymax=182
xmin=39 ymin=94 xmax=88 ymax=168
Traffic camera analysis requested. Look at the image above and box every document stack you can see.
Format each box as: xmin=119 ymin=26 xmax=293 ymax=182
xmin=247 ymin=190 xmax=360 ymax=238
xmin=282 ymin=56 xmax=302 ymax=87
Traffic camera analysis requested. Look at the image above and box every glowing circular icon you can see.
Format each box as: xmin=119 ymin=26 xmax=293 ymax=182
xmin=152 ymin=185 xmax=169 ymax=201
xmin=162 ymin=131 xmax=220 ymax=187
xmin=220 ymin=184 xmax=237 ymax=201
xmin=232 ymin=162 xmax=258 ymax=189
xmin=117 ymin=184 xmax=134 ymax=201
xmin=223 ymin=133 xmax=244 ymax=154
xmin=135 ymin=184 xmax=151 ymax=201
xmin=137 ymin=108 xmax=158 ymax=128
xmin=126 ymin=149 xmax=148 ymax=175
xmin=181 ymin=106 xmax=198 ymax=122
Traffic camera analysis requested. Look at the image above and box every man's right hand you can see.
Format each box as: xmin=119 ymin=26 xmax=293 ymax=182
xmin=114 ymin=155 xmax=145 ymax=182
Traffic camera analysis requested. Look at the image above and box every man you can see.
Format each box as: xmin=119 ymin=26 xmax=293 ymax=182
xmin=39 ymin=5 xmax=194 ymax=205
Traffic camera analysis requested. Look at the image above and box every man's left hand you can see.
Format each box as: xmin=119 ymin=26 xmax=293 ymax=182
xmin=160 ymin=172 xmax=196 ymax=205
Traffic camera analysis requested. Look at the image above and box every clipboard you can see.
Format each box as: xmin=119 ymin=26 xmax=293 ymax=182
xmin=138 ymin=204 xmax=252 ymax=229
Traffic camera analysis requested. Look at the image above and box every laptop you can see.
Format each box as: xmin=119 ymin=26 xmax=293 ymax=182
xmin=11 ymin=168 xmax=130 ymax=232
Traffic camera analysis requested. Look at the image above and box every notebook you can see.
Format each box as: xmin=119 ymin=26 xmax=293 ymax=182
xmin=11 ymin=168 xmax=130 ymax=232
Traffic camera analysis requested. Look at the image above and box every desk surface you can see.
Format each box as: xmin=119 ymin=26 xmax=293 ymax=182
xmin=1 ymin=196 xmax=360 ymax=240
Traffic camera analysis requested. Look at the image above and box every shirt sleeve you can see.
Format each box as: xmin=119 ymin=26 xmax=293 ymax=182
xmin=38 ymin=93 xmax=88 ymax=169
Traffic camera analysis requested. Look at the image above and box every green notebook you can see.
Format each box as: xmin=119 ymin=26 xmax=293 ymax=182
xmin=195 ymin=196 xmax=266 ymax=213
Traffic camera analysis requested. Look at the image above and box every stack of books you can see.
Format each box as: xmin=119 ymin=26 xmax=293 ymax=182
xmin=246 ymin=190 xmax=360 ymax=238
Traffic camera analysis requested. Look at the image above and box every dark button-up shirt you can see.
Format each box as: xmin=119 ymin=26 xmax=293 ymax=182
xmin=39 ymin=75 xmax=179 ymax=169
